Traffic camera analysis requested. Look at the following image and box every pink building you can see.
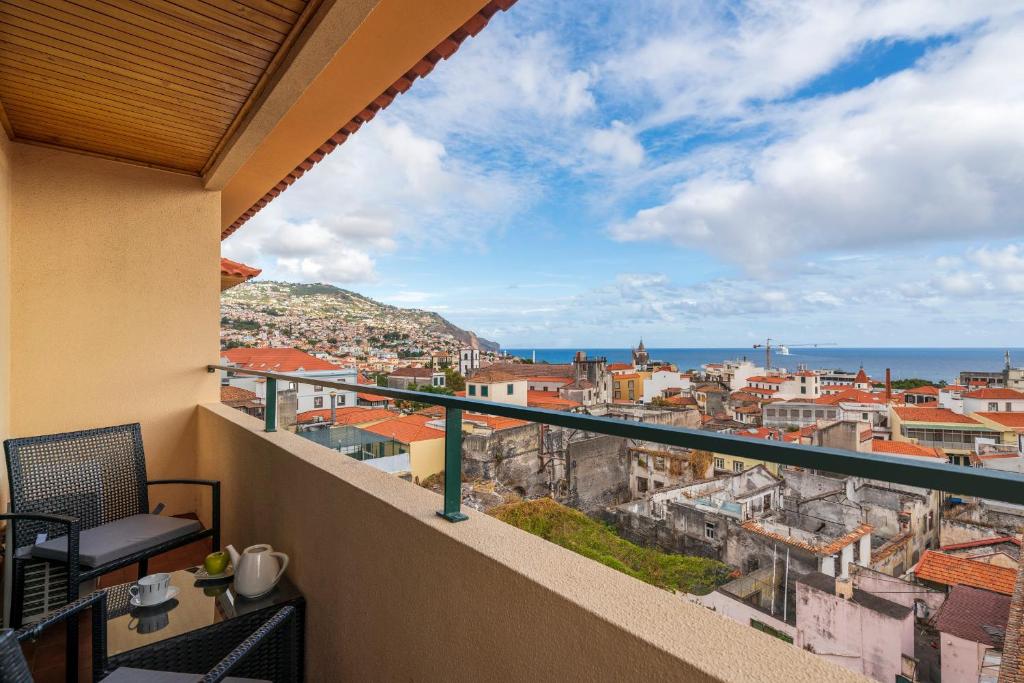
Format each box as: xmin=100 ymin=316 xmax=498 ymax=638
xmin=795 ymin=572 xmax=914 ymax=682
xmin=935 ymin=585 xmax=1009 ymax=683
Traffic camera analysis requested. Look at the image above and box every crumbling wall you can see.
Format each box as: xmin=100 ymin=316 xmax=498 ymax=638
xmin=782 ymin=468 xmax=845 ymax=500
xmin=567 ymin=435 xmax=630 ymax=512
xmin=462 ymin=424 xmax=550 ymax=498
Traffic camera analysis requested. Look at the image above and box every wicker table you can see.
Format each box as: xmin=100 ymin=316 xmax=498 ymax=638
xmin=103 ymin=567 xmax=304 ymax=681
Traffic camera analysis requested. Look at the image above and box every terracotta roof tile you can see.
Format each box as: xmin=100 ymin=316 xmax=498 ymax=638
xmin=740 ymin=521 xmax=873 ymax=556
xmin=360 ymin=416 xmax=445 ymax=443
xmin=220 ymin=385 xmax=258 ymax=402
xmin=871 ymin=440 xmax=944 ymax=458
xmin=976 ymin=412 xmax=1024 ymax=430
xmin=964 ymin=388 xmax=1024 ymax=399
xmin=914 ymin=550 xmax=1017 ymax=595
xmin=221 ymin=1 xmax=518 ymax=239
xmin=942 ymin=536 xmax=1022 ymax=551
xmin=223 ymin=347 xmax=340 ymax=372
xmin=527 ymin=390 xmax=581 ymax=410
xmin=894 ymin=406 xmax=983 ymax=425
xmin=296 ymin=406 xmax=395 ymax=425
xmin=935 ymin=585 xmax=1011 ymax=645
xmin=220 ymin=257 xmax=262 ymax=279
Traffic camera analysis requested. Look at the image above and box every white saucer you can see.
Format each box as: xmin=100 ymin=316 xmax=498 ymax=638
xmin=194 ymin=565 xmax=234 ymax=581
xmin=130 ymin=586 xmax=179 ymax=608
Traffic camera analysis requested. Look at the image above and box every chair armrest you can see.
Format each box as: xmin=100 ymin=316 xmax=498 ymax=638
xmin=0 ymin=512 xmax=82 ymax=602
xmin=201 ymin=606 xmax=296 ymax=683
xmin=146 ymin=480 xmax=221 ymax=550
xmin=146 ymin=478 xmax=219 ymax=488
xmin=14 ymin=590 xmax=106 ymax=642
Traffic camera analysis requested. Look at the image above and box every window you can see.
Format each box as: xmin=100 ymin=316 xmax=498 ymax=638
xmin=733 ymin=461 xmax=744 ymax=473
xmin=637 ymin=476 xmax=649 ymax=493
xmin=827 ymin=410 xmax=837 ymax=419
xmin=288 ymin=382 xmax=297 ymax=391
xmin=714 ymin=457 xmax=725 ymax=470
xmin=861 ymin=412 xmax=869 ymax=420
xmin=989 ymin=402 xmax=999 ymax=411
xmin=766 ymin=408 xmax=775 ymax=417
xmin=800 ymin=386 xmax=806 ymax=395
xmin=654 ymin=480 xmax=665 ymax=490
xmin=803 ymin=410 xmax=812 ymax=418
xmin=815 ymin=410 xmax=824 ymax=418
xmin=339 ymin=394 xmax=347 ymax=406
xmin=469 ymin=385 xmax=476 ymax=396
xmin=762 ymin=493 xmax=772 ymax=510
xmin=314 ymin=385 xmax=323 ymax=392
xmin=613 ymin=390 xmax=620 ymax=399
xmin=313 ymin=396 xmax=323 ymax=409
xmin=705 ymin=522 xmax=716 ymax=540
xmin=801 ymin=376 xmax=806 ymax=383
xmin=481 ymin=385 xmax=489 ymax=397
xmin=1008 ymin=403 xmax=1014 ymax=412
xmin=507 ymin=383 xmax=514 ymax=395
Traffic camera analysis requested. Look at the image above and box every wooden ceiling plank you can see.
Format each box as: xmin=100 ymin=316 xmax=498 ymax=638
xmin=0 ymin=28 xmax=250 ymax=106
xmin=199 ymin=0 xmax=324 ymax=176
xmin=226 ymin=0 xmax=302 ymax=25
xmin=90 ymin=0 xmax=275 ymax=63
xmin=34 ymin=0 xmax=268 ymax=76
xmin=0 ymin=81 xmax=227 ymax=147
xmin=5 ymin=107 xmax=218 ymax=160
xmin=186 ymin=0 xmax=296 ymax=35
xmin=11 ymin=123 xmax=207 ymax=171
xmin=1 ymin=2 xmax=261 ymax=93
xmin=0 ymin=18 xmax=255 ymax=100
xmin=257 ymin=0 xmax=307 ymax=15
xmin=0 ymin=49 xmax=240 ymax=122
xmin=130 ymin=0 xmax=283 ymax=51
xmin=15 ymin=138 xmax=202 ymax=174
xmin=5 ymin=101 xmax=219 ymax=157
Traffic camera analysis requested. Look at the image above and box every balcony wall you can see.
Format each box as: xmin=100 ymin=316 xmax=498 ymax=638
xmin=1 ymin=133 xmax=11 ymax=449
xmin=197 ymin=402 xmax=865 ymax=682
xmin=4 ymin=143 xmax=221 ymax=513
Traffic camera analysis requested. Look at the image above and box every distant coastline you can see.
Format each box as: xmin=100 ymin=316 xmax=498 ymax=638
xmin=502 ymin=347 xmax=1024 ymax=383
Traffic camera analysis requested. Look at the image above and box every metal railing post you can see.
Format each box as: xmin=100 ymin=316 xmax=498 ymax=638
xmin=437 ymin=407 xmax=467 ymax=522
xmin=265 ymin=377 xmax=278 ymax=433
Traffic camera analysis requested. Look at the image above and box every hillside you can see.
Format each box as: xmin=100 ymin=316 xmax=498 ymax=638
xmin=491 ymin=498 xmax=732 ymax=595
xmin=221 ymin=281 xmax=499 ymax=356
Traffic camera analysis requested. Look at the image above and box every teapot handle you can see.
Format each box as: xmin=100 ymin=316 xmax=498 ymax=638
xmin=270 ymin=552 xmax=289 ymax=586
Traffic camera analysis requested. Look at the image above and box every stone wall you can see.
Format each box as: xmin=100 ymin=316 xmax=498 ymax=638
xmin=462 ymin=423 xmax=551 ymax=498
xmin=567 ymin=435 xmax=630 ymax=512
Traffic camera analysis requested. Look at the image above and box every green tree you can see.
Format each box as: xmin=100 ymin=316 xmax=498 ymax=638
xmin=444 ymin=367 xmax=466 ymax=392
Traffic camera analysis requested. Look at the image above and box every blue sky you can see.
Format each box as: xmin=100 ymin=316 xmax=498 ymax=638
xmin=223 ymin=1 xmax=1024 ymax=348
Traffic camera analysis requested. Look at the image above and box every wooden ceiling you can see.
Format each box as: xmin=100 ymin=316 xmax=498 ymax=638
xmin=0 ymin=0 xmax=321 ymax=174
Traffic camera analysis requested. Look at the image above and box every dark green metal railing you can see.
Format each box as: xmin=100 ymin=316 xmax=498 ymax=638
xmin=208 ymin=364 xmax=1024 ymax=521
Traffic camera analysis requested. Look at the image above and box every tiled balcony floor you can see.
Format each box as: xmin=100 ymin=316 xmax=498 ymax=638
xmin=18 ymin=521 xmax=211 ymax=683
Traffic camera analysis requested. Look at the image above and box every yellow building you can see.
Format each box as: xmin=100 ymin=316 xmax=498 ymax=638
xmin=359 ymin=415 xmax=446 ymax=484
xmin=707 ymin=426 xmax=783 ymax=477
xmin=612 ymin=372 xmax=650 ymax=403
xmin=891 ymin=406 xmax=999 ymax=466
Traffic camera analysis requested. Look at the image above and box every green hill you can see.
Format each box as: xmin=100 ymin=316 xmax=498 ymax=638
xmin=491 ymin=498 xmax=732 ymax=595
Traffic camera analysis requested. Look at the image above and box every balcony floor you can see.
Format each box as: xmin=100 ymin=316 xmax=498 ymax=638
xmin=18 ymin=518 xmax=211 ymax=683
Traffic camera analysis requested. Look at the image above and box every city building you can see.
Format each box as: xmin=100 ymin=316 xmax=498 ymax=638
xmin=458 ymin=347 xmax=481 ymax=376
xmin=891 ymin=406 xmax=999 ymax=465
xmin=387 ymin=366 xmax=446 ymax=390
xmin=935 ymin=585 xmax=1010 ymax=683
xmin=220 ymin=347 xmax=358 ymax=413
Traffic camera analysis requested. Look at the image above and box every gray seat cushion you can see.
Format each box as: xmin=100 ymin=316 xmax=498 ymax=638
xmin=30 ymin=514 xmax=201 ymax=567
xmin=102 ymin=668 xmax=267 ymax=682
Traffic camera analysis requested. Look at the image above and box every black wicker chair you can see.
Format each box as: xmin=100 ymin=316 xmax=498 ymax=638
xmin=1 ymin=590 xmax=297 ymax=682
xmin=3 ymin=423 xmax=220 ymax=629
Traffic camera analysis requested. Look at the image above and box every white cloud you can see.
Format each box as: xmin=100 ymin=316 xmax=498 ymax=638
xmin=223 ymin=121 xmax=527 ymax=283
xmin=585 ymin=122 xmax=644 ymax=168
xmin=610 ymin=16 xmax=1024 ymax=272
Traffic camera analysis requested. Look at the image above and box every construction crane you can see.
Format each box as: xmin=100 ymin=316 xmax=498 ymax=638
xmin=753 ymin=338 xmax=836 ymax=371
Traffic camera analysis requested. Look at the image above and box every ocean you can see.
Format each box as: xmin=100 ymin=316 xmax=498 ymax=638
xmin=502 ymin=348 xmax=1024 ymax=383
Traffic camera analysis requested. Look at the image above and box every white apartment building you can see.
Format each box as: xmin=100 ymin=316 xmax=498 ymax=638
xmin=962 ymin=388 xmax=1024 ymax=414
xmin=643 ymin=369 xmax=693 ymax=403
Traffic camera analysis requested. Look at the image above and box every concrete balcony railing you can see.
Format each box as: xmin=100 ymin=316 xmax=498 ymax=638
xmin=198 ymin=367 xmax=1024 ymax=681
xmin=196 ymin=402 xmax=864 ymax=681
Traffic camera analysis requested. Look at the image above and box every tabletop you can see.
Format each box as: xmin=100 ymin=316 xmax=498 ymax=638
xmin=105 ymin=566 xmax=302 ymax=657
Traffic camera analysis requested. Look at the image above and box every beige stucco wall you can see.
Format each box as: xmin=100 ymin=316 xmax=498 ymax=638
xmin=8 ymin=145 xmax=221 ymax=513
xmin=0 ymin=133 xmax=11 ymax=450
xmin=409 ymin=437 xmax=445 ymax=483
xmin=198 ymin=402 xmax=867 ymax=682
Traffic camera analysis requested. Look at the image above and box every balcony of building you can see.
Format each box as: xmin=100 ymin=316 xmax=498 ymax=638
xmin=2 ymin=2 xmax=1023 ymax=682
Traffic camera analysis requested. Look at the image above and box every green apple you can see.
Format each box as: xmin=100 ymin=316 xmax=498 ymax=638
xmin=204 ymin=551 xmax=229 ymax=576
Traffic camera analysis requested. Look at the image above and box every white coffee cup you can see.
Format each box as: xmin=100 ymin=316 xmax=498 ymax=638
xmin=130 ymin=573 xmax=171 ymax=606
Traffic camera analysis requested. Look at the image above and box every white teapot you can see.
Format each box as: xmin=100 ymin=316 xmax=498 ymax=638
xmin=226 ymin=544 xmax=289 ymax=598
